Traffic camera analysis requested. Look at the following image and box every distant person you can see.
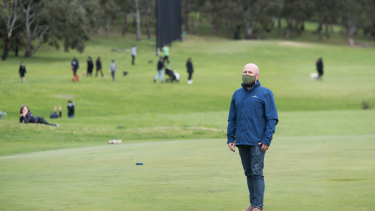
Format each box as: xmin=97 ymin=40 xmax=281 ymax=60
xmin=154 ymin=57 xmax=164 ymax=83
xmin=67 ymin=100 xmax=75 ymax=118
xmin=19 ymin=61 xmax=26 ymax=83
xmin=162 ymin=45 xmax=170 ymax=66
xmin=316 ymin=57 xmax=324 ymax=79
xmin=96 ymin=56 xmax=104 ymax=77
xmin=71 ymin=56 xmax=79 ymax=76
xmin=50 ymin=105 xmax=62 ymax=119
xmin=20 ymin=105 xmax=59 ymax=127
xmin=186 ymin=57 xmax=194 ymax=84
xmin=87 ymin=56 xmax=94 ymax=77
xmin=227 ymin=63 xmax=278 ymax=211
xmin=131 ymin=45 xmax=137 ymax=65
xmin=109 ymin=59 xmax=117 ymax=82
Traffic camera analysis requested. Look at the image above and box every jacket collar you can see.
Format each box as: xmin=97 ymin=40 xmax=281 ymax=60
xmin=241 ymin=80 xmax=261 ymax=92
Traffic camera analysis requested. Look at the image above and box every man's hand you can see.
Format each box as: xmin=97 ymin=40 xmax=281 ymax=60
xmin=228 ymin=142 xmax=236 ymax=152
xmin=258 ymin=142 xmax=269 ymax=151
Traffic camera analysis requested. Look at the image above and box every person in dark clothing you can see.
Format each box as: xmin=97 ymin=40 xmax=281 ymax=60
xmin=71 ymin=57 xmax=79 ymax=76
xmin=50 ymin=106 xmax=62 ymax=119
xmin=154 ymin=57 xmax=164 ymax=83
xmin=20 ymin=105 xmax=58 ymax=127
xmin=19 ymin=61 xmax=26 ymax=83
xmin=316 ymin=57 xmax=324 ymax=79
xmin=186 ymin=57 xmax=194 ymax=84
xmin=67 ymin=100 xmax=75 ymax=118
xmin=131 ymin=45 xmax=136 ymax=65
xmin=96 ymin=56 xmax=104 ymax=77
xmin=87 ymin=56 xmax=94 ymax=77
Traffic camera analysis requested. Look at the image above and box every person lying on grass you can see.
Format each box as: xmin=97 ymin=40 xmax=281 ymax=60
xmin=19 ymin=105 xmax=59 ymax=127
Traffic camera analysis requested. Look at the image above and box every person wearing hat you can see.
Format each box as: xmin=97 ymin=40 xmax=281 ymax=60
xmin=227 ymin=63 xmax=278 ymax=211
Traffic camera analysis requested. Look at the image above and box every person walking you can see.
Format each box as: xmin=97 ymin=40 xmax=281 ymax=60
xmin=154 ymin=57 xmax=164 ymax=83
xmin=131 ymin=45 xmax=137 ymax=65
xmin=162 ymin=45 xmax=170 ymax=66
xmin=19 ymin=61 xmax=27 ymax=83
xmin=71 ymin=57 xmax=79 ymax=76
xmin=96 ymin=56 xmax=104 ymax=77
xmin=316 ymin=57 xmax=324 ymax=79
xmin=227 ymin=63 xmax=278 ymax=211
xmin=87 ymin=56 xmax=94 ymax=77
xmin=186 ymin=57 xmax=194 ymax=84
xmin=109 ymin=59 xmax=117 ymax=82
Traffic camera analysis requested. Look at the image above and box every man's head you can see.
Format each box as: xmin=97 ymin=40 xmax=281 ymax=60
xmin=242 ymin=63 xmax=259 ymax=86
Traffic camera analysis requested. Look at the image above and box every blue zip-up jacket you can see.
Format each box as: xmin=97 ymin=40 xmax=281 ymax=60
xmin=227 ymin=81 xmax=278 ymax=146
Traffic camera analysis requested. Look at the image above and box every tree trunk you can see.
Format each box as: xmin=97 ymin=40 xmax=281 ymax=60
xmin=122 ymin=14 xmax=129 ymax=35
xmin=277 ymin=16 xmax=281 ymax=35
xmin=135 ymin=0 xmax=141 ymax=41
xmin=285 ymin=18 xmax=293 ymax=39
xmin=24 ymin=42 xmax=32 ymax=57
xmin=2 ymin=38 xmax=11 ymax=61
xmin=317 ymin=22 xmax=323 ymax=40
xmin=105 ymin=16 xmax=112 ymax=35
xmin=2 ymin=0 xmax=19 ymax=61
xmin=244 ymin=21 xmax=253 ymax=39
xmin=24 ymin=2 xmax=32 ymax=58
xmin=324 ymin=23 xmax=330 ymax=38
xmin=183 ymin=0 xmax=190 ymax=32
xmin=145 ymin=9 xmax=152 ymax=39
xmin=347 ymin=17 xmax=356 ymax=46
xmin=14 ymin=45 xmax=19 ymax=57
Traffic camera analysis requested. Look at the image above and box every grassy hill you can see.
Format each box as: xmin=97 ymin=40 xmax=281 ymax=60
xmin=0 ymin=33 xmax=375 ymax=210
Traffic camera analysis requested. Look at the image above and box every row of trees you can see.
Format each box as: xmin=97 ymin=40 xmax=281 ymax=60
xmin=0 ymin=0 xmax=153 ymax=60
xmin=182 ymin=0 xmax=375 ymax=44
xmin=2 ymin=0 xmax=375 ymax=60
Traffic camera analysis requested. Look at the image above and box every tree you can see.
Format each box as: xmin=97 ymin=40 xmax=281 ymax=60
xmin=281 ymin=0 xmax=314 ymax=39
xmin=97 ymin=0 xmax=119 ymax=35
xmin=134 ymin=0 xmax=141 ymax=40
xmin=339 ymin=0 xmax=372 ymax=46
xmin=22 ymin=0 xmax=49 ymax=57
xmin=314 ymin=0 xmax=340 ymax=40
xmin=45 ymin=0 xmax=90 ymax=53
xmin=0 ymin=0 xmax=20 ymax=60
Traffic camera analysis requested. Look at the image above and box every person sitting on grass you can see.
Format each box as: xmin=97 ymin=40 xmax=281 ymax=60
xmin=67 ymin=100 xmax=75 ymax=118
xmin=19 ymin=105 xmax=59 ymax=127
xmin=50 ymin=105 xmax=62 ymax=119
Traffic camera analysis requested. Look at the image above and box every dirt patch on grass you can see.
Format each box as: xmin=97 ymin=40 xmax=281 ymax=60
xmin=56 ymin=94 xmax=74 ymax=99
xmin=278 ymin=41 xmax=313 ymax=48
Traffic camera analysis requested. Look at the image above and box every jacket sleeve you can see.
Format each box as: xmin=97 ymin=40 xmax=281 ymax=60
xmin=227 ymin=93 xmax=237 ymax=144
xmin=261 ymin=90 xmax=278 ymax=146
xmin=23 ymin=113 xmax=33 ymax=123
xmin=19 ymin=116 xmax=24 ymax=123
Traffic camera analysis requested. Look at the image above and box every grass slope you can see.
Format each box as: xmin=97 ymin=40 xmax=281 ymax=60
xmin=1 ymin=33 xmax=375 ymax=210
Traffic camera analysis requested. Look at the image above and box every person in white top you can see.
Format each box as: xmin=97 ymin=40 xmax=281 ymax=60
xmin=110 ymin=59 xmax=117 ymax=82
xmin=131 ymin=45 xmax=137 ymax=65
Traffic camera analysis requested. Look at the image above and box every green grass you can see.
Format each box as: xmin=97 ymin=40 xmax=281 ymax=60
xmin=1 ymin=33 xmax=375 ymax=210
xmin=1 ymin=136 xmax=374 ymax=210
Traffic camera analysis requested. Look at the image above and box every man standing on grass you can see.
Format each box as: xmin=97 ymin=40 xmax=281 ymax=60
xmin=227 ymin=63 xmax=278 ymax=211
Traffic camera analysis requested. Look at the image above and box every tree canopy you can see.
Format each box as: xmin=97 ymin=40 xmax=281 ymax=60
xmin=1 ymin=0 xmax=375 ymax=60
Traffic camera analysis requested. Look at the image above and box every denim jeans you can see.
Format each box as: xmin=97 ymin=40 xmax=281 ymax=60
xmin=111 ymin=71 xmax=116 ymax=81
xmin=238 ymin=145 xmax=265 ymax=210
xmin=154 ymin=70 xmax=164 ymax=82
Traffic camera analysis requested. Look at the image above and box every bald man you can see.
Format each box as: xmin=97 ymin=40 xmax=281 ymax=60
xmin=227 ymin=63 xmax=278 ymax=211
